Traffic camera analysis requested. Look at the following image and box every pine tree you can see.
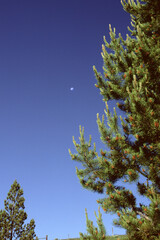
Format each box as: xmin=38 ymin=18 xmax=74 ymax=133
xmin=0 ymin=180 xmax=36 ymax=240
xmin=79 ymin=207 xmax=107 ymax=240
xmin=69 ymin=0 xmax=160 ymax=239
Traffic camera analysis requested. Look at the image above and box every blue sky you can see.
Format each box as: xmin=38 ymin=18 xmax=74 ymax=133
xmin=0 ymin=0 xmax=148 ymax=239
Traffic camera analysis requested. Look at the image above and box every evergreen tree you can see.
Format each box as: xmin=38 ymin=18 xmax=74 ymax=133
xmin=79 ymin=207 xmax=107 ymax=240
xmin=69 ymin=0 xmax=160 ymax=239
xmin=0 ymin=180 xmax=36 ymax=240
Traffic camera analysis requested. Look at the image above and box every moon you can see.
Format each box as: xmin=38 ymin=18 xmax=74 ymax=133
xmin=70 ymin=87 xmax=74 ymax=91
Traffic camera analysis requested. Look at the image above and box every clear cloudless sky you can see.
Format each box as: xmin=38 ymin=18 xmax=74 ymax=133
xmin=0 ymin=0 xmax=149 ymax=239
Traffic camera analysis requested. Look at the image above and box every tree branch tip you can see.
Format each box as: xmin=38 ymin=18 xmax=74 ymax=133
xmin=93 ymin=65 xmax=96 ymax=71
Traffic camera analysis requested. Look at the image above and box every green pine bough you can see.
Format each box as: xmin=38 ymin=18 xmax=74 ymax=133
xmin=79 ymin=208 xmax=106 ymax=240
xmin=69 ymin=0 xmax=160 ymax=239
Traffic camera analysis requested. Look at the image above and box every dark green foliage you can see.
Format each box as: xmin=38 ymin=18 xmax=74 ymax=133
xmin=58 ymin=236 xmax=127 ymax=240
xmin=0 ymin=180 xmax=36 ymax=240
xmin=69 ymin=0 xmax=160 ymax=239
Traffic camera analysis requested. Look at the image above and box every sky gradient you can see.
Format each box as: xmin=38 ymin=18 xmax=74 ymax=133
xmin=0 ymin=1 xmax=147 ymax=239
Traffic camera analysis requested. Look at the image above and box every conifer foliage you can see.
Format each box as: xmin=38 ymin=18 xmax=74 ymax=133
xmin=69 ymin=0 xmax=160 ymax=239
xmin=0 ymin=180 xmax=36 ymax=240
xmin=79 ymin=208 xmax=107 ymax=240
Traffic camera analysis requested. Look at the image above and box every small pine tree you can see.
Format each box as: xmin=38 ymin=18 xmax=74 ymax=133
xmin=79 ymin=207 xmax=107 ymax=240
xmin=0 ymin=180 xmax=36 ymax=240
xmin=69 ymin=0 xmax=160 ymax=239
